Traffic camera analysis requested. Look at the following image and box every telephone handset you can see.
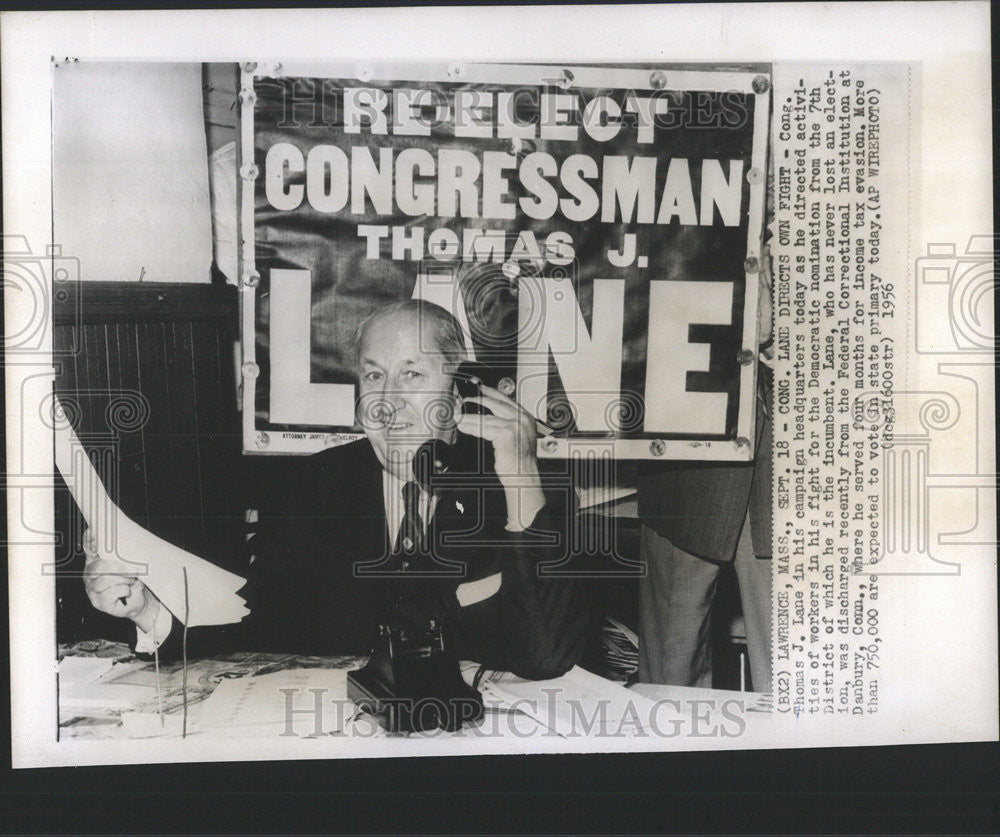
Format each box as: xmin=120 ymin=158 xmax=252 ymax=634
xmin=411 ymin=362 xmax=511 ymax=489
xmin=452 ymin=361 xmax=517 ymax=411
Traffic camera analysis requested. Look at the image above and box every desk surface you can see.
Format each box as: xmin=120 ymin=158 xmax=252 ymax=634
xmin=58 ymin=640 xmax=365 ymax=740
xmin=57 ymin=639 xmax=768 ymax=741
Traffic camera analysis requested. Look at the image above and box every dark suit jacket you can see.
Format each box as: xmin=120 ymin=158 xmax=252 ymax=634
xmin=148 ymin=436 xmax=589 ymax=680
xmin=635 ymin=373 xmax=773 ymax=563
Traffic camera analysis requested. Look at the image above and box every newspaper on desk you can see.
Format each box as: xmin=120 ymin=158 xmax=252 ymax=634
xmin=5 ymin=5 xmax=997 ymax=767
xmin=57 ymin=641 xmax=367 ymax=739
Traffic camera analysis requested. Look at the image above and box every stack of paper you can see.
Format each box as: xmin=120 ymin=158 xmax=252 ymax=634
xmin=595 ymin=617 xmax=640 ymax=683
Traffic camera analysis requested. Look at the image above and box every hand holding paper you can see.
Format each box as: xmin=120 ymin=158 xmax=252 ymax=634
xmin=82 ymin=527 xmax=161 ymax=632
xmin=54 ymin=396 xmax=250 ymax=628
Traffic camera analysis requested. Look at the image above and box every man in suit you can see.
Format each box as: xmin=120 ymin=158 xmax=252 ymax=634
xmin=83 ymin=299 xmax=588 ymax=680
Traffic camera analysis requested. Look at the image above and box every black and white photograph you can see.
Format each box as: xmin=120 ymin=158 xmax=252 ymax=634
xmin=4 ymin=4 xmax=996 ymax=772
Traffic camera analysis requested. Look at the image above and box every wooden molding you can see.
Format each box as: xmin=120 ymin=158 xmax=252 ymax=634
xmin=53 ymin=281 xmax=237 ymax=325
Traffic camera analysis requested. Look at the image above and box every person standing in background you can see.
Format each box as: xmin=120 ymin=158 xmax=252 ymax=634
xmin=635 ymin=248 xmax=774 ymax=692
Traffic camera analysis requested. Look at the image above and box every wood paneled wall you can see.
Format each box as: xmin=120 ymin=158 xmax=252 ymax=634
xmin=53 ymin=281 xmax=246 ymax=642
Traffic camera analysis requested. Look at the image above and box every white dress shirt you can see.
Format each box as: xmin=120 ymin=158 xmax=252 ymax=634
xmin=381 ymin=469 xmax=436 ymax=550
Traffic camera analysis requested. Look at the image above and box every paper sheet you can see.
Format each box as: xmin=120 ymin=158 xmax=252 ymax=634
xmin=59 ymin=666 xmax=157 ymax=714
xmin=475 ymin=665 xmax=660 ymax=738
xmin=629 ymin=682 xmax=773 ymax=713
xmin=195 ymin=669 xmax=349 ymax=734
xmin=53 ymin=397 xmax=250 ymax=627
xmin=57 ymin=654 xmax=116 ymax=685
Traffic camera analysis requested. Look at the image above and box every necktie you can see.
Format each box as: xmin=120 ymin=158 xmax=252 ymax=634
xmin=394 ymin=481 xmax=425 ymax=564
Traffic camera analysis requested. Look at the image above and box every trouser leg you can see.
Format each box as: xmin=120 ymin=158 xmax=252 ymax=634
xmin=733 ymin=515 xmax=773 ymax=693
xmin=638 ymin=524 xmax=720 ymax=687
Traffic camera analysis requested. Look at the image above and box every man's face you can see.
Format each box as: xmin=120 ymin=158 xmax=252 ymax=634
xmin=357 ymin=311 xmax=460 ymax=481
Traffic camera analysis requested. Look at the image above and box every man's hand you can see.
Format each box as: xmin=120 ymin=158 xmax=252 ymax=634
xmin=456 ymin=385 xmax=545 ymax=531
xmin=82 ymin=528 xmax=161 ymax=633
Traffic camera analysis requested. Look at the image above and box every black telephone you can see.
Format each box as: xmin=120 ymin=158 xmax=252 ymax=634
xmin=346 ymin=365 xmax=525 ymax=732
xmin=346 ymin=621 xmax=484 ymax=733
xmin=411 ymin=361 xmax=514 ymax=490
xmin=452 ymin=361 xmax=516 ymax=411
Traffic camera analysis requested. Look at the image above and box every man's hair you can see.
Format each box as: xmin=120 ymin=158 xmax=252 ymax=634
xmin=355 ymin=299 xmax=469 ymax=372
